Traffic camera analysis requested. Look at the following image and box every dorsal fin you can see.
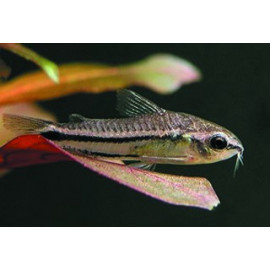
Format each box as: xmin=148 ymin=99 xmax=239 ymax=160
xmin=117 ymin=90 xmax=166 ymax=117
xmin=69 ymin=114 xmax=88 ymax=122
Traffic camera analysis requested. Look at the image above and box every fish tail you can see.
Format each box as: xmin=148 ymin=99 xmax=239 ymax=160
xmin=3 ymin=114 xmax=53 ymax=135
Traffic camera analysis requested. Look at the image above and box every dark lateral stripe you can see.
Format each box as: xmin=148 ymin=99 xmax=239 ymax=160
xmin=62 ymin=146 xmax=139 ymax=158
xmin=78 ymin=150 xmax=138 ymax=158
xmin=42 ymin=131 xmax=178 ymax=143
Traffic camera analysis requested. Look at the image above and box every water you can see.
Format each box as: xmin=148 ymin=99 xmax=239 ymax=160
xmin=0 ymin=44 xmax=269 ymax=226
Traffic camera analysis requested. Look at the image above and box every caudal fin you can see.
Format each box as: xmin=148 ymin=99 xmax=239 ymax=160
xmin=3 ymin=114 xmax=53 ymax=135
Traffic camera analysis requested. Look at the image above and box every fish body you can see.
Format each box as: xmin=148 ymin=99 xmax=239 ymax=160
xmin=3 ymin=90 xmax=244 ymax=168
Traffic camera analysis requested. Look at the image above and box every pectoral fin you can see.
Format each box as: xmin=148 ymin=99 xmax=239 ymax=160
xmin=140 ymin=155 xmax=194 ymax=164
xmin=128 ymin=162 xmax=157 ymax=171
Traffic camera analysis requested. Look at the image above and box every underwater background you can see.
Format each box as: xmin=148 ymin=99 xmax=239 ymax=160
xmin=0 ymin=44 xmax=269 ymax=226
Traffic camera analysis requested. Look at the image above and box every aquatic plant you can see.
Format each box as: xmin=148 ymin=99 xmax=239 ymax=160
xmin=0 ymin=43 xmax=219 ymax=210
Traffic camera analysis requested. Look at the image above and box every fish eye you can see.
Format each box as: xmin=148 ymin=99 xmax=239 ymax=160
xmin=209 ymin=135 xmax=228 ymax=150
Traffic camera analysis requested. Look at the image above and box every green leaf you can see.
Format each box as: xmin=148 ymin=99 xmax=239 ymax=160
xmin=0 ymin=43 xmax=59 ymax=83
xmin=0 ymin=54 xmax=201 ymax=105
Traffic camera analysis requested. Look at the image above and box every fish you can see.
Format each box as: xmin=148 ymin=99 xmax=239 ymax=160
xmin=0 ymin=59 xmax=11 ymax=80
xmin=3 ymin=90 xmax=244 ymax=172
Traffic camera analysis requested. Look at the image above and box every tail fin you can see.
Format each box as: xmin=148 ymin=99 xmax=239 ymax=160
xmin=3 ymin=114 xmax=53 ymax=135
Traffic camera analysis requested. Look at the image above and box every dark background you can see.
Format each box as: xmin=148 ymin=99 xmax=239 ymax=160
xmin=0 ymin=44 xmax=269 ymax=226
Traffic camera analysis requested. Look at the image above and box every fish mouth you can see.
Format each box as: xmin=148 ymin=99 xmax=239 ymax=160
xmin=227 ymin=144 xmax=244 ymax=175
xmin=227 ymin=144 xmax=244 ymax=156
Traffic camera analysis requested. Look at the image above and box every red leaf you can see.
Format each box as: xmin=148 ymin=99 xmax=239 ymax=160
xmin=0 ymin=135 xmax=70 ymax=168
xmin=0 ymin=135 xmax=220 ymax=210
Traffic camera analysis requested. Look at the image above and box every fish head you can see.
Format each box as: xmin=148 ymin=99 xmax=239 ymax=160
xmin=197 ymin=130 xmax=244 ymax=162
xmin=180 ymin=116 xmax=244 ymax=169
